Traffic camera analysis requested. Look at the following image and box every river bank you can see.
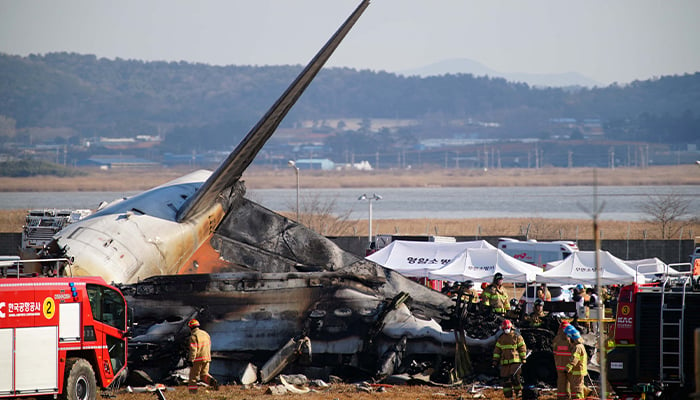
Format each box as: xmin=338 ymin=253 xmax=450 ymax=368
xmin=1 ymin=165 xmax=697 ymax=239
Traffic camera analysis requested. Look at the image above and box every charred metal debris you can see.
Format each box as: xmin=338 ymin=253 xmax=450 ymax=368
xmin=117 ymin=276 xmax=588 ymax=391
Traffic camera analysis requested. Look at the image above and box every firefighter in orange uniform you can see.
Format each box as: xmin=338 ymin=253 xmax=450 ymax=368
xmin=493 ymin=319 xmax=527 ymax=399
xmin=564 ymin=324 xmax=587 ymax=399
xmin=187 ymin=319 xmax=219 ymax=392
xmin=552 ymin=321 xmax=572 ymax=400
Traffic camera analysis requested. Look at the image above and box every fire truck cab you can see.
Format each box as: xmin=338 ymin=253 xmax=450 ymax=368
xmin=0 ymin=259 xmax=128 ymax=400
xmin=607 ymin=265 xmax=696 ymax=399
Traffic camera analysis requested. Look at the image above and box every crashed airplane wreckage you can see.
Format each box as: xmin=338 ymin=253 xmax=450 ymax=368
xmin=118 ymin=194 xmax=505 ymax=384
xmin=33 ymin=0 xmax=564 ymax=387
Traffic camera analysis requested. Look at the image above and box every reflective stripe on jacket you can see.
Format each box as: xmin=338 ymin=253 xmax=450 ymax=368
xmin=566 ymin=342 xmax=587 ymax=376
xmin=485 ymin=285 xmax=509 ymax=313
xmin=189 ymin=327 xmax=212 ymax=362
xmin=552 ymin=332 xmax=572 ymax=371
xmin=461 ymin=288 xmax=480 ymax=303
xmin=493 ymin=331 xmax=527 ymax=365
xmin=527 ymin=310 xmax=544 ymax=327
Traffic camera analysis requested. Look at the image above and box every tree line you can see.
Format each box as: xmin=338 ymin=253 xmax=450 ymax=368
xmin=0 ymin=52 xmax=699 ymax=152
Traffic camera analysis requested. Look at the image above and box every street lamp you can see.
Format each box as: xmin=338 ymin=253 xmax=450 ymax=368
xmin=358 ymin=193 xmax=382 ymax=249
xmin=288 ymin=160 xmax=300 ymax=221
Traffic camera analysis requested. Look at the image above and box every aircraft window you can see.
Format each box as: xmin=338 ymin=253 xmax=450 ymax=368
xmin=130 ymin=208 xmax=145 ymax=215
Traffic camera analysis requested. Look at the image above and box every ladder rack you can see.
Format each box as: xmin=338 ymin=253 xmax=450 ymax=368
xmin=659 ymin=273 xmax=690 ymax=386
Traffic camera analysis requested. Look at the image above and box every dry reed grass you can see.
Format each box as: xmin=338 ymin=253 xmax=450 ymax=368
xmin=0 ymin=165 xmax=697 ymax=192
xmin=245 ymin=164 xmax=700 ymax=189
xmin=349 ymin=217 xmax=699 ymax=241
xmin=4 ymin=206 xmax=693 ymax=240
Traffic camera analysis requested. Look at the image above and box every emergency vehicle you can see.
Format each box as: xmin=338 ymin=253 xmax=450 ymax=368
xmin=0 ymin=259 xmax=129 ymax=400
xmin=498 ymin=238 xmax=578 ymax=267
xmin=607 ymin=265 xmax=697 ymax=399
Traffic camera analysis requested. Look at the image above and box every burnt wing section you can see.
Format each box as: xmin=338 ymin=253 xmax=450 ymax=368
xmin=213 ymin=196 xmax=357 ymax=273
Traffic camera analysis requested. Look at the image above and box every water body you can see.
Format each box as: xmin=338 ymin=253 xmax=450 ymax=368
xmin=1 ymin=185 xmax=698 ymax=221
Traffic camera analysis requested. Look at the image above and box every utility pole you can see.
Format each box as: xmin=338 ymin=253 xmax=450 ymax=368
xmin=578 ymin=170 xmax=607 ymax=400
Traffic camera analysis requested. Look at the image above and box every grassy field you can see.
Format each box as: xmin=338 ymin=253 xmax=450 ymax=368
xmin=0 ymin=164 xmax=698 ymax=191
xmin=4 ymin=207 xmax=693 ymax=240
xmin=1 ymin=165 xmax=698 ymax=238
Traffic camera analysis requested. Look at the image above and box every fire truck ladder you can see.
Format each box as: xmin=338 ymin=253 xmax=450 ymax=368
xmin=659 ymin=274 xmax=690 ymax=386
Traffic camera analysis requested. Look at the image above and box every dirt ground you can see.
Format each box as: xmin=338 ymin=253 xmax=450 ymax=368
xmin=110 ymin=382 xmax=572 ymax=400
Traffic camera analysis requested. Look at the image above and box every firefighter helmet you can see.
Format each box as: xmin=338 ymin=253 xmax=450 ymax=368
xmin=494 ymin=272 xmax=504 ymax=281
xmin=501 ymin=319 xmax=513 ymax=330
xmin=534 ymin=298 xmax=544 ymax=306
xmin=564 ymin=324 xmax=580 ymax=339
xmin=509 ymin=298 xmax=518 ymax=307
xmin=481 ymin=282 xmax=489 ymax=290
xmin=188 ymin=319 xmax=200 ymax=328
xmin=465 ymin=280 xmax=474 ymax=288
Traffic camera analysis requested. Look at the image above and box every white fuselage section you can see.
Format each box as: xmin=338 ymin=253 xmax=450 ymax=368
xmin=54 ymin=170 xmax=224 ymax=284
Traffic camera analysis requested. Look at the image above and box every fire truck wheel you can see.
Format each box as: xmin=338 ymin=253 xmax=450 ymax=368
xmin=61 ymin=358 xmax=97 ymax=400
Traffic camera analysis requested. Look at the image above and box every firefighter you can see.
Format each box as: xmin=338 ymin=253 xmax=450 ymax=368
xmin=187 ymin=319 xmax=219 ymax=392
xmin=552 ymin=320 xmax=572 ymax=400
xmin=505 ymin=298 xmax=522 ymax=321
xmin=461 ymin=280 xmax=480 ymax=303
xmin=493 ymin=319 xmax=527 ymax=399
xmin=484 ymin=272 xmax=509 ymax=315
xmin=480 ymin=282 xmax=490 ymax=303
xmin=564 ymin=324 xmax=588 ymax=399
xmin=536 ymin=282 xmax=552 ymax=301
xmin=526 ymin=298 xmax=546 ymax=328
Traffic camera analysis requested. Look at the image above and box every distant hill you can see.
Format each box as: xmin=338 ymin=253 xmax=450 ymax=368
xmin=0 ymin=52 xmax=698 ymax=155
xmin=399 ymin=58 xmax=601 ymax=88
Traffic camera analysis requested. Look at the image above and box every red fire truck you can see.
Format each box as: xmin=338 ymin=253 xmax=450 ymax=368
xmin=607 ymin=268 xmax=698 ymax=399
xmin=0 ymin=259 xmax=129 ymax=400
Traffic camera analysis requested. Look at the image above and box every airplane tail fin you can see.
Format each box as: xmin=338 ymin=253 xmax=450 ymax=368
xmin=177 ymin=0 xmax=370 ymax=222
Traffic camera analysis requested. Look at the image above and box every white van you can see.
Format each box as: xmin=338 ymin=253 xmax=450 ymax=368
xmin=498 ymin=238 xmax=578 ymax=267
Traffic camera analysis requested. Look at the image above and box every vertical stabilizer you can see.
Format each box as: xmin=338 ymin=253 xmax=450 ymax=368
xmin=177 ymin=0 xmax=370 ymax=222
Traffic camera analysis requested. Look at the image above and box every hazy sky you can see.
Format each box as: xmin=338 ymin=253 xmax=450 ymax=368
xmin=1 ymin=0 xmax=699 ymax=86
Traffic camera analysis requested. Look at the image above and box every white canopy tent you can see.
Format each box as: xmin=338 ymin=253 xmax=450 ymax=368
xmin=428 ymin=248 xmax=541 ymax=283
xmin=365 ymin=240 xmax=495 ymax=278
xmin=624 ymin=258 xmax=680 ymax=277
xmin=537 ymin=251 xmax=645 ymax=285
